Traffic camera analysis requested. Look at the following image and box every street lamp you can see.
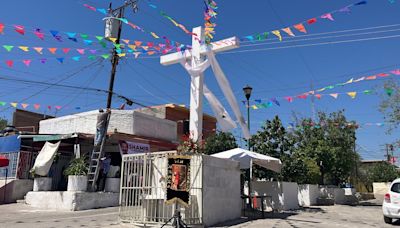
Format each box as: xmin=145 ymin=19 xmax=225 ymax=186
xmin=243 ymin=85 xmax=252 ymax=151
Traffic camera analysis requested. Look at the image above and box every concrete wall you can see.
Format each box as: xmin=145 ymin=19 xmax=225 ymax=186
xmin=202 ymin=155 xmax=241 ymax=227
xmin=25 ymin=191 xmax=118 ymax=211
xmin=373 ymin=182 xmax=391 ymax=201
xmin=0 ymin=179 xmax=33 ymax=204
xmin=298 ymin=184 xmax=319 ymax=207
xmin=252 ymin=181 xmax=299 ymax=211
xmin=39 ymin=110 xmax=177 ymax=142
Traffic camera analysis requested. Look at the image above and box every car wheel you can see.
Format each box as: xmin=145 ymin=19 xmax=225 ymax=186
xmin=384 ymin=216 xmax=392 ymax=224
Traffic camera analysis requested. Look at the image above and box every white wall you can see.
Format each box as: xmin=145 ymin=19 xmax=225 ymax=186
xmin=373 ymin=182 xmax=391 ymax=200
xmin=0 ymin=179 xmax=33 ymax=204
xmin=252 ymin=181 xmax=299 ymax=211
xmin=202 ymin=155 xmax=241 ymax=227
xmin=298 ymin=184 xmax=319 ymax=207
xmin=25 ymin=191 xmax=119 ymax=211
xmin=39 ymin=110 xmax=177 ymax=142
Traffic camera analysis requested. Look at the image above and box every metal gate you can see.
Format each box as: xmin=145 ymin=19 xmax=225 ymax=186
xmin=119 ymin=151 xmax=203 ymax=227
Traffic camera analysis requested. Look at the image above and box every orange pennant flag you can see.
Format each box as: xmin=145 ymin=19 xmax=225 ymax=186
xmin=48 ymin=48 xmax=57 ymax=54
xmin=134 ymin=41 xmax=142 ymax=47
xmin=33 ymin=47 xmax=43 ymax=54
xmin=0 ymin=23 xmax=4 ymax=34
xmin=282 ymin=27 xmax=295 ymax=37
xmin=21 ymin=103 xmax=29 ymax=109
xmin=347 ymin=92 xmax=357 ymax=99
xmin=294 ymin=23 xmax=307 ymax=33
xmin=147 ymin=51 xmax=156 ymax=55
xmin=366 ymin=75 xmax=377 ymax=80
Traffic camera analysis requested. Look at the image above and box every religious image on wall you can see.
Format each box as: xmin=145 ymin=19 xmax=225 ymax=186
xmin=118 ymin=140 xmax=150 ymax=156
xmin=166 ymin=155 xmax=191 ymax=206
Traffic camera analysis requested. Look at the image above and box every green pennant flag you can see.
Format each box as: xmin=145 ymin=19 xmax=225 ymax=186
xmin=95 ymin=36 xmax=104 ymax=41
xmin=363 ymin=90 xmax=373 ymax=95
xmin=99 ymin=41 xmax=107 ymax=48
xmin=113 ymin=43 xmax=122 ymax=49
xmin=3 ymin=45 xmax=14 ymax=52
xmin=88 ymin=55 xmax=96 ymax=60
xmin=101 ymin=54 xmax=110 ymax=59
xmin=80 ymin=34 xmax=89 ymax=39
xmin=385 ymin=88 xmax=394 ymax=96
xmin=0 ymin=101 xmax=6 ymax=106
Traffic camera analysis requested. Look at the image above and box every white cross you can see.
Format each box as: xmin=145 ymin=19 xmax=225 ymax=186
xmin=160 ymin=26 xmax=240 ymax=142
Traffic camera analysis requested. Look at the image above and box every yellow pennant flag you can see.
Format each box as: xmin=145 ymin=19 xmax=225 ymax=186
xmin=347 ymin=92 xmax=357 ymax=99
xmin=18 ymin=46 xmax=29 ymax=52
xmin=150 ymin=32 xmax=159 ymax=39
xmin=108 ymin=37 xmax=117 ymax=43
xmin=10 ymin=102 xmax=17 ymax=108
xmin=117 ymin=53 xmax=126 ymax=57
xmin=252 ymin=105 xmax=258 ymax=110
xmin=272 ymin=30 xmax=282 ymax=41
xmin=128 ymin=45 xmax=136 ymax=50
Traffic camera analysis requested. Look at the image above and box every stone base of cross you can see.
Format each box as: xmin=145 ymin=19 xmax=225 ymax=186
xmin=160 ymin=26 xmax=239 ymax=142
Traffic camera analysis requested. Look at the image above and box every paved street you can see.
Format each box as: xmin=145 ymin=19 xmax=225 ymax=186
xmin=0 ymin=201 xmax=398 ymax=228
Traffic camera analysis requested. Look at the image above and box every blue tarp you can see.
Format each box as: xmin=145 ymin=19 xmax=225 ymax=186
xmin=0 ymin=135 xmax=21 ymax=153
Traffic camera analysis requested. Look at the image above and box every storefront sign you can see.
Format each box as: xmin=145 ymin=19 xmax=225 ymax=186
xmin=166 ymin=155 xmax=191 ymax=206
xmin=118 ymin=140 xmax=150 ymax=155
xmin=0 ymin=135 xmax=21 ymax=153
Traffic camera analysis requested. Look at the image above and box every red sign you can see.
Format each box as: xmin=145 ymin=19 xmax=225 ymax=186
xmin=0 ymin=156 xmax=9 ymax=167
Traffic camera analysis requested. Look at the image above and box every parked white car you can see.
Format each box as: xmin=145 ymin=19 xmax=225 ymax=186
xmin=383 ymin=178 xmax=400 ymax=224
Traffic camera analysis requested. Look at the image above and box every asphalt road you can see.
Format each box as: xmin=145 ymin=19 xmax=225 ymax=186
xmin=0 ymin=201 xmax=397 ymax=228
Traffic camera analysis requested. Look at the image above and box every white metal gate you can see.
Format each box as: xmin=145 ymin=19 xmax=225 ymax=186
xmin=119 ymin=151 xmax=203 ymax=226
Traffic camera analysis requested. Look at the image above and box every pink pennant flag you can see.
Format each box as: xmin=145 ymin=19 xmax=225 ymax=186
xmin=22 ymin=59 xmax=31 ymax=66
xmin=293 ymin=23 xmax=307 ymax=33
xmin=330 ymin=93 xmax=338 ymax=99
xmin=285 ymin=96 xmax=293 ymax=102
xmin=33 ymin=104 xmax=40 ymax=110
xmin=21 ymin=103 xmax=29 ymax=109
xmin=5 ymin=60 xmax=13 ymax=67
xmin=77 ymin=49 xmax=85 ymax=54
xmin=366 ymin=75 xmax=376 ymax=80
xmin=377 ymin=73 xmax=390 ymax=77
xmin=62 ymin=48 xmax=70 ymax=54
xmin=282 ymin=27 xmax=295 ymax=37
xmin=10 ymin=102 xmax=17 ymax=108
xmin=147 ymin=42 xmax=154 ymax=48
xmin=83 ymin=4 xmax=96 ymax=11
xmin=307 ymin=18 xmax=317 ymax=24
xmin=34 ymin=29 xmax=44 ymax=40
xmin=47 ymin=105 xmax=51 ymax=110
xmin=14 ymin=25 xmax=25 ymax=35
xmin=297 ymin=94 xmax=307 ymax=99
xmin=33 ymin=47 xmax=43 ymax=54
xmin=315 ymin=94 xmax=322 ymax=99
xmin=391 ymin=70 xmax=400 ymax=75
xmin=347 ymin=92 xmax=357 ymax=99
xmin=48 ymin=48 xmax=57 ymax=54
xmin=55 ymin=106 xmax=62 ymax=110
xmin=321 ymin=13 xmax=334 ymax=21
xmin=0 ymin=23 xmax=4 ymax=34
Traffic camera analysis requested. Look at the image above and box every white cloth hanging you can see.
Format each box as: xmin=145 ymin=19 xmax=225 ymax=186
xmin=204 ymin=85 xmax=237 ymax=131
xmin=206 ymin=51 xmax=251 ymax=139
xmin=31 ymin=141 xmax=61 ymax=176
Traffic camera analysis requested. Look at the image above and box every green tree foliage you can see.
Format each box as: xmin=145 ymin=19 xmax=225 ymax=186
xmin=203 ymin=131 xmax=238 ymax=155
xmin=291 ymin=111 xmax=358 ymax=185
xmin=0 ymin=117 xmax=7 ymax=131
xmin=380 ymin=79 xmax=400 ymax=143
xmin=368 ymin=162 xmax=399 ymax=182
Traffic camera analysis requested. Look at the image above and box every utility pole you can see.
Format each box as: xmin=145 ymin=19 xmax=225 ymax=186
xmin=87 ymin=1 xmax=138 ymax=192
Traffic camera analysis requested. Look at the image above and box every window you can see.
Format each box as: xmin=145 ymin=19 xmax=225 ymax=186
xmin=391 ymin=183 xmax=400 ymax=193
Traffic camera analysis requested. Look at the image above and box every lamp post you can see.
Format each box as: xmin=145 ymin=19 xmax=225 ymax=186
xmin=243 ymin=85 xmax=253 ymax=208
xmin=243 ymin=85 xmax=252 ymax=151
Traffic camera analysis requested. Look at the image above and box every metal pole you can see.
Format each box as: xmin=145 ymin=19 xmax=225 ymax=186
xmin=4 ymin=168 xmax=7 ymax=204
xmin=247 ymin=98 xmax=250 ymax=151
xmin=246 ymin=98 xmax=252 ymax=209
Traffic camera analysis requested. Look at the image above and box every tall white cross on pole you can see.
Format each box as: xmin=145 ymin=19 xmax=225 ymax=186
xmin=160 ymin=26 xmax=240 ymax=142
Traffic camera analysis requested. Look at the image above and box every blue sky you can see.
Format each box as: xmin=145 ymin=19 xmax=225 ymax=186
xmin=0 ymin=0 xmax=398 ymax=161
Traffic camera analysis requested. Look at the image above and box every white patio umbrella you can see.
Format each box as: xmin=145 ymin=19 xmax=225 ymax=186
xmin=211 ymin=148 xmax=282 ymax=173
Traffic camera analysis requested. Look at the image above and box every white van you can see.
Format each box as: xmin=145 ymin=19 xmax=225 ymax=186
xmin=383 ymin=178 xmax=400 ymax=224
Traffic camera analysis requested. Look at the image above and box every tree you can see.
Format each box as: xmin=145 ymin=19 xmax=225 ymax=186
xmin=380 ymin=79 xmax=400 ymax=143
xmin=368 ymin=162 xmax=399 ymax=182
xmin=0 ymin=117 xmax=7 ymax=131
xmin=203 ymin=131 xmax=238 ymax=155
xmin=291 ymin=111 xmax=358 ymax=185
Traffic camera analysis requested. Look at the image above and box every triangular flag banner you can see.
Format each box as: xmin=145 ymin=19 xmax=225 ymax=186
xmin=72 ymin=56 xmax=81 ymax=61
xmin=147 ymin=51 xmax=155 ymax=56
xmin=347 ymin=92 xmax=357 ymax=99
xmin=122 ymin=39 xmax=130 ymax=44
xmin=271 ymin=98 xmax=280 ymax=106
xmin=34 ymin=47 xmax=43 ymax=54
xmin=133 ymin=52 xmax=140 ymax=58
xmin=363 ymin=90 xmax=373 ymax=94
xmin=297 ymin=94 xmax=307 ymax=99
xmin=34 ymin=29 xmax=45 ymax=40
xmin=48 ymin=48 xmax=57 ymax=54
xmin=55 ymin=106 xmax=62 ymax=110
xmin=134 ymin=41 xmax=142 ymax=47
xmin=101 ymin=54 xmax=110 ymax=59
xmin=385 ymin=88 xmax=394 ymax=96
xmin=89 ymin=49 xmax=97 ymax=54
xmin=14 ymin=25 xmax=25 ymax=35
xmin=77 ymin=49 xmax=85 ymax=54
xmin=33 ymin=104 xmax=40 ymax=110
xmin=378 ymin=73 xmax=390 ymax=77
xmin=315 ymin=94 xmax=322 ymax=99
xmin=95 ymin=36 xmax=104 ymax=41
xmin=80 ymin=34 xmax=89 ymax=39
xmin=84 ymin=40 xmax=93 ymax=45
xmin=19 ymin=46 xmax=29 ymax=52
xmin=97 ymin=8 xmax=107 ymax=15
xmin=108 ymin=37 xmax=117 ymax=43
xmin=294 ymin=23 xmax=307 ymax=33
xmin=47 ymin=106 xmax=51 ymax=110
xmin=5 ymin=60 xmax=13 ymax=67
xmin=345 ymin=78 xmax=353 ymax=84
xmin=282 ymin=27 xmax=295 ymax=37
xmin=330 ymin=93 xmax=338 ymax=99
xmin=366 ymin=75 xmax=376 ymax=80
xmin=22 ymin=59 xmax=31 ymax=66
xmin=56 ymin=58 xmax=64 ymax=63
xmin=40 ymin=58 xmax=47 ymax=64
xmin=21 ymin=103 xmax=29 ymax=109
xmin=10 ymin=102 xmax=17 ymax=108
xmin=3 ymin=45 xmax=14 ymax=52
xmin=62 ymin=48 xmax=70 ymax=54
xmin=0 ymin=102 xmax=6 ymax=106
xmin=285 ymin=96 xmax=293 ymax=102
xmin=354 ymin=77 xmax=365 ymax=82
xmin=88 ymin=55 xmax=96 ymax=60
xmin=321 ymin=13 xmax=334 ymax=21
xmin=391 ymin=70 xmax=400 ymax=75
xmin=0 ymin=23 xmax=4 ymax=34
xmin=307 ymin=18 xmax=317 ymax=24
xmin=252 ymin=105 xmax=258 ymax=110
xmin=50 ymin=30 xmax=62 ymax=42
xmin=271 ymin=30 xmax=282 ymax=41
xmin=118 ymin=53 xmax=127 ymax=57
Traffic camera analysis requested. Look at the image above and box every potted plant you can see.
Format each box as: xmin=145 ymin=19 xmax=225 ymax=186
xmin=64 ymin=157 xmax=89 ymax=192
